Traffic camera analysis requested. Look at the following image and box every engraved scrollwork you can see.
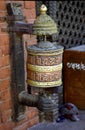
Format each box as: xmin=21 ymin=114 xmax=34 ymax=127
xmin=27 ymin=70 xmax=61 ymax=82
xmin=28 ymin=54 xmax=63 ymax=65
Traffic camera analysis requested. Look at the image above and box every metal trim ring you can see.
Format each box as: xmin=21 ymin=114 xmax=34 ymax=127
xmin=27 ymin=63 xmax=62 ymax=72
xmin=27 ymin=50 xmax=63 ymax=56
xmin=27 ymin=79 xmax=62 ymax=88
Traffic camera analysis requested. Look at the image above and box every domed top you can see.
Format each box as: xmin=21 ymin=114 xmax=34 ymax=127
xmin=33 ymin=4 xmax=58 ymax=36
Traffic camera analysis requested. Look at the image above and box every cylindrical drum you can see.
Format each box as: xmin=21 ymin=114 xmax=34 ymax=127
xmin=27 ymin=43 xmax=63 ymax=88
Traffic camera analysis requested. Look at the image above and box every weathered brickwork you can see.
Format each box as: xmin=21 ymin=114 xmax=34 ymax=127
xmin=0 ymin=1 xmax=38 ymax=130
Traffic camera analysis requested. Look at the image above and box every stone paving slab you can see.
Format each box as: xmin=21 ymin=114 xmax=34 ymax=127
xmin=28 ymin=110 xmax=85 ymax=130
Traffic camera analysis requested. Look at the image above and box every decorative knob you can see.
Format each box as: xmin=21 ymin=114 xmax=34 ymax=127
xmin=40 ymin=4 xmax=47 ymax=14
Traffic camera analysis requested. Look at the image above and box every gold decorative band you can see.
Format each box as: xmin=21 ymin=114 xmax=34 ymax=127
xmin=27 ymin=63 xmax=62 ymax=72
xmin=27 ymin=79 xmax=62 ymax=88
xmin=28 ymin=50 xmax=63 ymax=56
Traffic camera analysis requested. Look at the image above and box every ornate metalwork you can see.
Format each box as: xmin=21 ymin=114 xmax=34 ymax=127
xmin=19 ymin=91 xmax=58 ymax=114
xmin=33 ymin=4 xmax=58 ymax=36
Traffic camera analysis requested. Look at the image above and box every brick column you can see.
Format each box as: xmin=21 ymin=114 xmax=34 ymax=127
xmin=0 ymin=1 xmax=39 ymax=130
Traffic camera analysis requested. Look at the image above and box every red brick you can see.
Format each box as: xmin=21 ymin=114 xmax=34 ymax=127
xmin=0 ymin=34 xmax=9 ymax=46
xmin=0 ymin=55 xmax=10 ymax=67
xmin=0 ymin=78 xmax=10 ymax=91
xmin=26 ymin=108 xmax=38 ymax=120
xmin=23 ymin=34 xmax=31 ymax=44
xmin=0 ymin=45 xmax=10 ymax=56
xmin=28 ymin=116 xmax=39 ymax=128
xmin=23 ymin=34 xmax=37 ymax=46
xmin=0 ymin=11 xmax=7 ymax=23
xmin=0 ymin=49 xmax=2 ymax=56
xmin=0 ymin=111 xmax=2 ymax=123
xmin=26 ymin=18 xmax=35 ymax=24
xmin=0 ymin=23 xmax=8 ymax=34
xmin=24 ymin=1 xmax=35 ymax=9
xmin=27 ymin=35 xmax=37 ymax=46
xmin=0 ymin=122 xmax=15 ymax=130
xmin=13 ymin=116 xmax=38 ymax=130
xmin=0 ymin=88 xmax=11 ymax=101
xmin=30 ymin=35 xmax=37 ymax=44
xmin=0 ymin=1 xmax=6 ymax=10
xmin=0 ymin=99 xmax=12 ymax=112
xmin=23 ymin=8 xmax=36 ymax=20
xmin=0 ymin=11 xmax=6 ymax=17
xmin=1 ymin=109 xmax=12 ymax=123
xmin=0 ymin=66 xmax=11 ymax=79
xmin=12 ymin=109 xmax=38 ymax=129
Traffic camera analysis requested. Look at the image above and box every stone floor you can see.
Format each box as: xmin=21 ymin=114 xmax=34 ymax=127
xmin=28 ymin=110 xmax=85 ymax=130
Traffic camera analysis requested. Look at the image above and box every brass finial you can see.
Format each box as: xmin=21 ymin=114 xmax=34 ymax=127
xmin=40 ymin=4 xmax=47 ymax=14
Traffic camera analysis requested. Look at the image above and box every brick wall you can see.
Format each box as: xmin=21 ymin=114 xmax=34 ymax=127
xmin=0 ymin=1 xmax=39 ymax=130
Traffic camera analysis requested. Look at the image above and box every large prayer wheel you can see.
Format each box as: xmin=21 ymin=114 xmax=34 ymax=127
xmin=26 ymin=4 xmax=64 ymax=122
